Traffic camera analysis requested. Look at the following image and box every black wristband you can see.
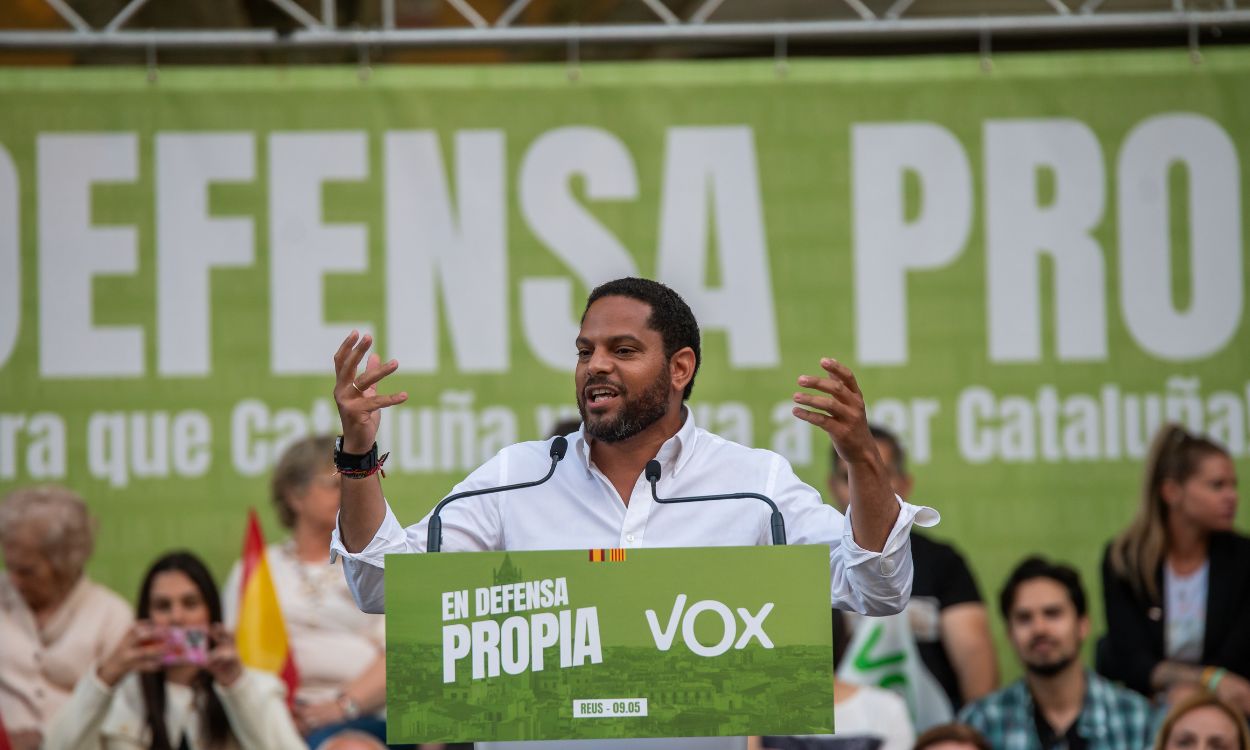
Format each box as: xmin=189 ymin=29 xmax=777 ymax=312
xmin=334 ymin=436 xmax=379 ymax=473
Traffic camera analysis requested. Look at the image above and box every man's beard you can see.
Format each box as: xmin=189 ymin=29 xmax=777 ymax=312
xmin=1022 ymin=643 xmax=1079 ymax=677
xmin=578 ymin=364 xmax=671 ymax=444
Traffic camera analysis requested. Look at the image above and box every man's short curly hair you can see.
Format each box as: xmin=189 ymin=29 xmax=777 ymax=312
xmin=582 ymin=278 xmax=702 ymax=400
xmin=999 ymin=555 xmax=1087 ymax=621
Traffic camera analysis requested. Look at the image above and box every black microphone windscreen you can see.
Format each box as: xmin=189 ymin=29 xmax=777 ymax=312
xmin=550 ymin=436 xmax=569 ymax=461
xmin=645 ymin=460 xmax=661 ymax=483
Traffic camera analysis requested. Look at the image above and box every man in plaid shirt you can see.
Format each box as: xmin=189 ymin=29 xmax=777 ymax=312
xmin=958 ymin=557 xmax=1156 ymax=750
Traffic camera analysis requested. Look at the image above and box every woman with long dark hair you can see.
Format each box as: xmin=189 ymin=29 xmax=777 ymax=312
xmin=1100 ymin=424 xmax=1250 ymax=714
xmin=43 ymin=551 xmax=305 ymax=750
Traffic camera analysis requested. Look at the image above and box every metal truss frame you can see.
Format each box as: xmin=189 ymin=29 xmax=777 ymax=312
xmin=2 ymin=0 xmax=1249 ymax=50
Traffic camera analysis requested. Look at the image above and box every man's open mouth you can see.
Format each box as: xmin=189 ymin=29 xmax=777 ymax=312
xmin=585 ymin=385 xmax=621 ymax=407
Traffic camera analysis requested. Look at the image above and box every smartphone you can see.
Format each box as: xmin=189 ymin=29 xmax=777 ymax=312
xmin=160 ymin=626 xmax=209 ymax=666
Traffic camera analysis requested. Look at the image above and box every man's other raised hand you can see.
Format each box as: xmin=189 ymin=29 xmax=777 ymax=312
xmin=332 ymin=331 xmax=408 ymax=453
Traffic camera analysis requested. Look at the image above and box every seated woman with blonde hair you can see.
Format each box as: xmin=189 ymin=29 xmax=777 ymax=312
xmin=224 ymin=435 xmax=387 ymax=746
xmin=1153 ymin=691 xmax=1249 ymax=750
xmin=912 ymin=723 xmax=990 ymax=750
xmin=1100 ymin=423 xmax=1250 ymax=714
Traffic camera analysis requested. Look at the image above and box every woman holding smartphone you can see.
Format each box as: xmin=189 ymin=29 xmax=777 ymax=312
xmin=43 ymin=551 xmax=306 ymax=750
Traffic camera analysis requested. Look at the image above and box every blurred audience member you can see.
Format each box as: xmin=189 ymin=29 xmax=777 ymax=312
xmin=960 ymin=557 xmax=1155 ymax=750
xmin=224 ymin=435 xmax=386 ymax=747
xmin=315 ymin=730 xmax=388 ymax=750
xmin=1101 ymin=424 xmax=1249 ymax=713
xmin=43 ymin=550 xmax=305 ymax=749
xmin=1152 ymin=691 xmax=1249 ymax=750
xmin=912 ymin=723 xmax=991 ymax=750
xmin=752 ymin=610 xmax=915 ymax=750
xmin=830 ymin=426 xmax=998 ymax=712
xmin=0 ymin=486 xmax=132 ymax=750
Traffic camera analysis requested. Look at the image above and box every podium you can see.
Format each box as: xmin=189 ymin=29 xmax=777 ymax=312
xmin=384 ymin=545 xmax=835 ymax=745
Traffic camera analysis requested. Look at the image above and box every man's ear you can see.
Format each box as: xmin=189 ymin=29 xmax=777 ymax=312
xmin=669 ymin=347 xmax=696 ymax=394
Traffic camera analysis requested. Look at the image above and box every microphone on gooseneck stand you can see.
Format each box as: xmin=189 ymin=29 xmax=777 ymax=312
xmin=426 ymin=436 xmax=569 ymax=553
xmin=645 ymin=460 xmax=787 ymax=545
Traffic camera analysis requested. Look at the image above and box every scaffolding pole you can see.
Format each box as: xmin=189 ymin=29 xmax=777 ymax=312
xmin=2 ymin=6 xmax=1249 ymax=50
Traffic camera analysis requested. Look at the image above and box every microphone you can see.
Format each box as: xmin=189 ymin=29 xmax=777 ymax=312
xmin=645 ymin=460 xmax=787 ymax=545
xmin=426 ymin=436 xmax=569 ymax=552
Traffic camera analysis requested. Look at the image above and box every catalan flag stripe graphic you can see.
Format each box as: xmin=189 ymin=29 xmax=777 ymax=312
xmin=588 ymin=548 xmax=627 ymax=562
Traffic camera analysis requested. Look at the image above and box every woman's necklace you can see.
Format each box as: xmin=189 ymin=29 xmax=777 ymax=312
xmin=281 ymin=539 xmax=338 ymax=603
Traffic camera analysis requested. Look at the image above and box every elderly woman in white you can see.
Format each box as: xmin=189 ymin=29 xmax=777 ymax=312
xmin=0 ymin=486 xmax=133 ymax=750
xmin=224 ymin=435 xmax=388 ymax=747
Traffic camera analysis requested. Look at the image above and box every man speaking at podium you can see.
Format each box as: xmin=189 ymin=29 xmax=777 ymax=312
xmin=329 ymin=277 xmax=937 ymax=616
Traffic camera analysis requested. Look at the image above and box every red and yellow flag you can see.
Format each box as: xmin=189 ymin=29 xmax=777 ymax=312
xmin=235 ymin=509 xmax=299 ymax=704
xmin=0 ymin=708 xmax=14 ymax=750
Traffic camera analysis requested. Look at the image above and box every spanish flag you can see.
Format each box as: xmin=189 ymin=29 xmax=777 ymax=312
xmin=235 ymin=509 xmax=299 ymax=704
xmin=0 ymin=709 xmax=14 ymax=750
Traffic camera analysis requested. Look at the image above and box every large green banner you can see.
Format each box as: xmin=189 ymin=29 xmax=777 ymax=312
xmin=0 ymin=50 xmax=1247 ymax=672
xmin=384 ymin=545 xmax=833 ymax=743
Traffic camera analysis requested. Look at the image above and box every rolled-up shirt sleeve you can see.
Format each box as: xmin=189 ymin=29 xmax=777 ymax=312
xmin=836 ymin=497 xmax=939 ymax=615
xmin=330 ymin=451 xmax=510 ymax=613
xmin=770 ymin=456 xmax=939 ymax=616
xmin=330 ymin=502 xmax=411 ymax=614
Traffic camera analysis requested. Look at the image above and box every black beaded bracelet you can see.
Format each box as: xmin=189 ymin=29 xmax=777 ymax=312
xmin=334 ymin=436 xmax=381 ymax=476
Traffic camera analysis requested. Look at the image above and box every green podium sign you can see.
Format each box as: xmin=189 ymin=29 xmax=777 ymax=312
xmin=384 ymin=545 xmax=834 ymax=744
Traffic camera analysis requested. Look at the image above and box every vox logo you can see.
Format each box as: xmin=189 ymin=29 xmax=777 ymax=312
xmin=645 ymin=594 xmax=774 ymax=657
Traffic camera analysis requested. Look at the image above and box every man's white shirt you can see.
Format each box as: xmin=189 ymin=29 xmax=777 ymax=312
xmin=331 ymin=409 xmax=939 ymax=615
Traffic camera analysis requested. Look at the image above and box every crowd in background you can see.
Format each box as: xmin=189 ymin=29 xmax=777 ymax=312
xmin=0 ymin=421 xmax=1245 ymax=750
xmin=0 ymin=439 xmax=395 ymax=750
xmin=760 ymin=421 xmax=1248 ymax=750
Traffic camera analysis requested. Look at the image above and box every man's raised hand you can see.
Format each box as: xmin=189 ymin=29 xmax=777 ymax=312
xmin=793 ymin=357 xmax=897 ymax=550
xmin=792 ymin=357 xmax=881 ymax=469
xmin=333 ymin=331 xmax=408 ymax=453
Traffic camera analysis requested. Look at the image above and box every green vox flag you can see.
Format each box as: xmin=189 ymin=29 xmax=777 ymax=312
xmin=838 ymin=613 xmax=953 ymax=731
xmin=383 ymin=545 xmax=834 ymax=743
